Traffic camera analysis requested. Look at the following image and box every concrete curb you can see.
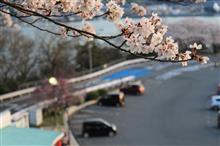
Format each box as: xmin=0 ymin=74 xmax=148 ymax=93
xmin=63 ymin=100 xmax=97 ymax=146
xmin=0 ymin=59 xmax=147 ymax=101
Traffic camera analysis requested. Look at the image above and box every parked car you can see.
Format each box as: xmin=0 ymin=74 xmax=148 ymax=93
xmin=210 ymin=95 xmax=220 ymax=110
xmin=120 ymin=81 xmax=145 ymax=95
xmin=82 ymin=118 xmax=117 ymax=138
xmin=97 ymin=91 xmax=125 ymax=107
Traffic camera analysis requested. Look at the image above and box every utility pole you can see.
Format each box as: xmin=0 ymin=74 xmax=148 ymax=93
xmin=88 ymin=43 xmax=93 ymax=72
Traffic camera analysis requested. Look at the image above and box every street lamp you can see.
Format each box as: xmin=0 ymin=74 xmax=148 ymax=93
xmin=48 ymin=77 xmax=58 ymax=100
xmin=88 ymin=43 xmax=93 ymax=73
xmin=49 ymin=77 xmax=58 ymax=86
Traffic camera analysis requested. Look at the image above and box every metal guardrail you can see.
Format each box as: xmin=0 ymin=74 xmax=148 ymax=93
xmin=18 ymin=59 xmax=126 ymax=89
xmin=0 ymin=87 xmax=36 ymax=102
xmin=0 ymin=59 xmax=147 ymax=102
xmin=11 ymin=75 xmax=135 ymax=121
xmin=63 ymin=100 xmax=97 ymax=146
xmin=67 ymin=59 xmax=146 ymax=83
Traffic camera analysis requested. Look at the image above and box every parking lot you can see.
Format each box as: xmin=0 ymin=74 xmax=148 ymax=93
xmin=70 ymin=66 xmax=220 ymax=146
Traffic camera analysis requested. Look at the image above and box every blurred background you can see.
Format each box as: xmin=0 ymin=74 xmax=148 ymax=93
xmin=1 ymin=1 xmax=220 ymax=146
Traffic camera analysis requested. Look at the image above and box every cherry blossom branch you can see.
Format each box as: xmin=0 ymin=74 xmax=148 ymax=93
xmin=0 ymin=0 xmax=207 ymax=64
xmin=0 ymin=1 xmax=123 ymax=39
xmin=1 ymin=11 xmax=187 ymax=63
xmin=94 ymin=11 xmax=110 ymax=18
xmin=0 ymin=9 xmax=60 ymax=35
xmin=0 ymin=9 xmax=81 ymax=38
xmin=29 ymin=18 xmax=41 ymax=24
xmin=1 ymin=2 xmax=119 ymax=37
xmin=19 ymin=12 xmax=80 ymax=18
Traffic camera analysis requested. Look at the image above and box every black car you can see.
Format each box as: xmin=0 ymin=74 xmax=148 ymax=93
xmin=82 ymin=118 xmax=117 ymax=138
xmin=97 ymin=91 xmax=125 ymax=107
xmin=120 ymin=81 xmax=145 ymax=95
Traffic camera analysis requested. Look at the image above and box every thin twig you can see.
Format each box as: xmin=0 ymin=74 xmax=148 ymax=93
xmin=0 ymin=0 xmax=193 ymax=63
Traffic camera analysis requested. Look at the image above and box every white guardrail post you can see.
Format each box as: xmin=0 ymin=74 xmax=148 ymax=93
xmin=0 ymin=59 xmax=147 ymax=101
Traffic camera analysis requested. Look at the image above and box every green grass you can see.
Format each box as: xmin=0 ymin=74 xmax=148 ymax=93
xmin=41 ymin=110 xmax=64 ymax=127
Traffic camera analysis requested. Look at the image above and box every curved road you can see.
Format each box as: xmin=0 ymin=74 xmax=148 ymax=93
xmin=73 ymin=66 xmax=220 ymax=146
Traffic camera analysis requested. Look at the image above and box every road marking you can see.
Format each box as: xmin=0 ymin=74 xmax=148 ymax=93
xmin=82 ymin=109 xmax=119 ymax=116
xmin=155 ymin=64 xmax=214 ymax=80
xmin=153 ymin=63 xmax=173 ymax=71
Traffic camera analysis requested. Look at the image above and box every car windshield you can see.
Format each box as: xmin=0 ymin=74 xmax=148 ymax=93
xmin=99 ymin=120 xmax=112 ymax=127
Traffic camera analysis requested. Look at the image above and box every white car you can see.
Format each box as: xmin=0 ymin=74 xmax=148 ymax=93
xmin=210 ymin=95 xmax=220 ymax=110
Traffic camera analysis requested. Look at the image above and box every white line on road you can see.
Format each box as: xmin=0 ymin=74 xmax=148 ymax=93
xmin=82 ymin=109 xmax=119 ymax=116
xmin=155 ymin=63 xmax=214 ymax=80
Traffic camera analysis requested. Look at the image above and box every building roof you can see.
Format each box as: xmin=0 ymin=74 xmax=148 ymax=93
xmin=0 ymin=126 xmax=63 ymax=146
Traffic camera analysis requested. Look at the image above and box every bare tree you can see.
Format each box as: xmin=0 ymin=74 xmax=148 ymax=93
xmin=0 ymin=0 xmax=208 ymax=65
xmin=38 ymin=36 xmax=76 ymax=78
xmin=168 ymin=18 xmax=220 ymax=53
xmin=0 ymin=28 xmax=37 ymax=93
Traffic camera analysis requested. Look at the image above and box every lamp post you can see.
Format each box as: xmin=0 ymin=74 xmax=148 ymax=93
xmin=88 ymin=43 xmax=93 ymax=73
xmin=48 ymin=77 xmax=59 ymax=126
xmin=48 ymin=77 xmax=58 ymax=100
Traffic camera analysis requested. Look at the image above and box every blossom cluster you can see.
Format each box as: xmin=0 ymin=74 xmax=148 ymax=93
xmin=131 ymin=3 xmax=147 ymax=16
xmin=117 ymin=13 xmax=179 ymax=60
xmin=0 ymin=8 xmax=20 ymax=30
xmin=189 ymin=43 xmax=209 ymax=64
xmin=0 ymin=9 xmax=13 ymax=27
xmin=178 ymin=43 xmax=209 ymax=66
xmin=82 ymin=22 xmax=96 ymax=40
xmin=22 ymin=0 xmax=126 ymax=21
xmin=23 ymin=0 xmax=103 ymax=20
xmin=106 ymin=1 xmax=124 ymax=22
xmin=194 ymin=0 xmax=207 ymax=3
xmin=1 ymin=0 xmax=209 ymax=66
xmin=60 ymin=26 xmax=68 ymax=38
xmin=112 ymin=0 xmax=126 ymax=5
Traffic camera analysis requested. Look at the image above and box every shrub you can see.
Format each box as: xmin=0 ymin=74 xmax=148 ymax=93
xmin=98 ymin=89 xmax=107 ymax=96
xmin=85 ymin=91 xmax=100 ymax=101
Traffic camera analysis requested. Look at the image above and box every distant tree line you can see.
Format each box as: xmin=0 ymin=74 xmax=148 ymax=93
xmin=168 ymin=19 xmax=220 ymax=54
xmin=1 ymin=18 xmax=219 ymax=94
xmin=0 ymin=28 xmax=124 ymax=94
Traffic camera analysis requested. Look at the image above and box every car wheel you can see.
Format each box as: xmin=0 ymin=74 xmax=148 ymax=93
xmin=109 ymin=131 xmax=114 ymax=137
xmin=83 ymin=132 xmax=89 ymax=138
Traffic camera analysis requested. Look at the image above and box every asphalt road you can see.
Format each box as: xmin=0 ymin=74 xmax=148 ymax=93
xmin=0 ymin=62 xmax=158 ymax=114
xmin=71 ymin=66 xmax=220 ymax=146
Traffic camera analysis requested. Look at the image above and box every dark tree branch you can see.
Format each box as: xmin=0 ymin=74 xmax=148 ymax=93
xmin=0 ymin=0 xmax=193 ymax=63
xmin=0 ymin=9 xmax=82 ymax=37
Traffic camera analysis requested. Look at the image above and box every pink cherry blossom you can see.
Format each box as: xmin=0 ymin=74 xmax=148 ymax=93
xmin=131 ymin=3 xmax=147 ymax=16
xmin=189 ymin=43 xmax=202 ymax=50
xmin=82 ymin=22 xmax=96 ymax=40
xmin=106 ymin=0 xmax=124 ymax=22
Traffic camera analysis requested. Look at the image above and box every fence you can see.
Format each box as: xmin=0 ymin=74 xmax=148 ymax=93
xmin=0 ymin=59 xmax=147 ymax=102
